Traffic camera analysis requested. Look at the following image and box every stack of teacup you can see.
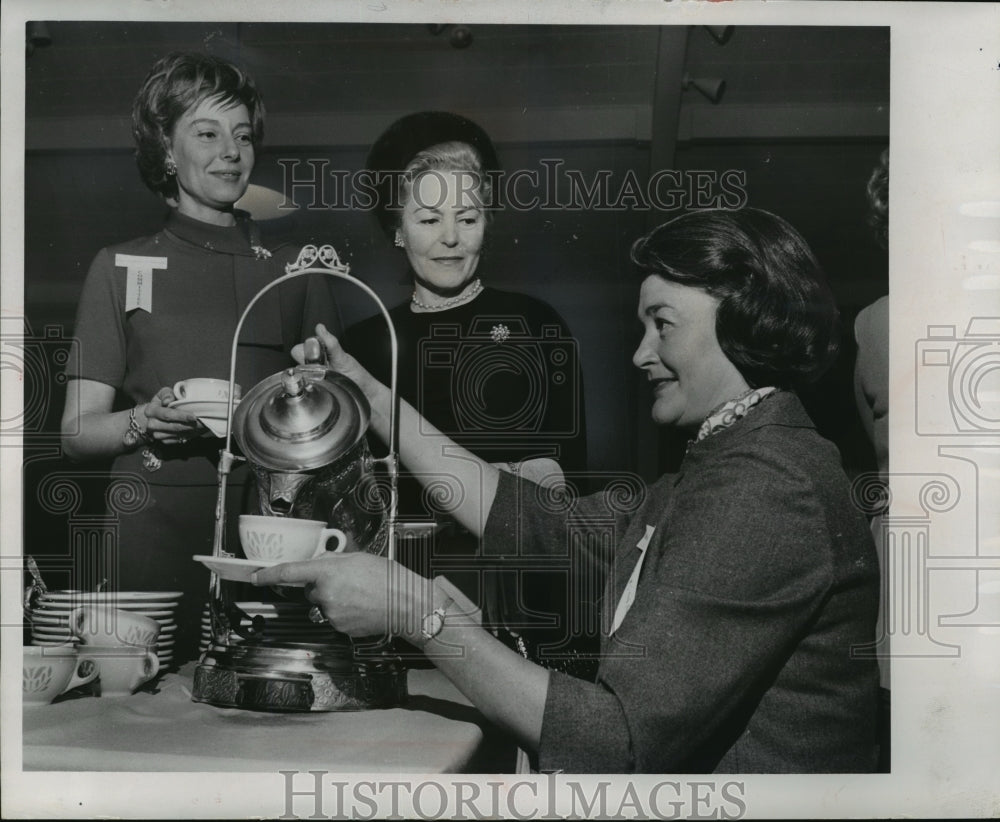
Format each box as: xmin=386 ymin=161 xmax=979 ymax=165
xmin=69 ymin=605 xmax=161 ymax=696
xmin=29 ymin=590 xmax=183 ymax=669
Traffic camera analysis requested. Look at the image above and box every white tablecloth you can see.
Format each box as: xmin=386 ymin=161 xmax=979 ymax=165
xmin=23 ymin=665 xmax=510 ymax=773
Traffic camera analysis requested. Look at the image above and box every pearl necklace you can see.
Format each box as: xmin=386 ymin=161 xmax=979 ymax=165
xmin=411 ymin=279 xmax=484 ymax=312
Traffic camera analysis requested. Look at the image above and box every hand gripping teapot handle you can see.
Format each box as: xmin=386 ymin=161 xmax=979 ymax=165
xmin=302 ymin=337 xmax=327 ymax=366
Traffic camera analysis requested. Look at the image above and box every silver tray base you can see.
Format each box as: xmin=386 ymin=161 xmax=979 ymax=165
xmin=192 ymin=644 xmax=407 ymax=712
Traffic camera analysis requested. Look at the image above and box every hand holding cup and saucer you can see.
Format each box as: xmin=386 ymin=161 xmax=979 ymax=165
xmin=194 ymin=516 xmax=348 ymax=586
xmin=168 ymin=378 xmax=242 ymax=438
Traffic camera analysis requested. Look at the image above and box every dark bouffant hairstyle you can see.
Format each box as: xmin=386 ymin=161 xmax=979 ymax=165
xmin=630 ymin=208 xmax=840 ymax=390
xmin=131 ymin=51 xmax=264 ymax=199
xmin=866 ymin=148 xmax=889 ymax=250
xmin=366 ymin=111 xmax=501 ymax=237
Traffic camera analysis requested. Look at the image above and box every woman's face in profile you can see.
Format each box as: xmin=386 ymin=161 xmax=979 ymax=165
xmin=166 ymin=96 xmax=254 ymax=225
xmin=632 ymin=275 xmax=750 ymax=429
xmin=399 ymin=169 xmax=485 ymax=291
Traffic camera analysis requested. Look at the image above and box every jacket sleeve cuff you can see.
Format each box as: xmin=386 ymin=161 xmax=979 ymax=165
xmin=537 ymin=670 xmax=634 ymax=773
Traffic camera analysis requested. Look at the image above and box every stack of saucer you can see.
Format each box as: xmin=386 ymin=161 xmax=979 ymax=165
xmin=200 ymin=600 xmax=341 ymax=650
xmin=27 ymin=590 xmax=183 ymax=669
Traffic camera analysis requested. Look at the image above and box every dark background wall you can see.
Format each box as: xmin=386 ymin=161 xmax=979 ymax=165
xmin=21 ymin=21 xmax=888 ymax=561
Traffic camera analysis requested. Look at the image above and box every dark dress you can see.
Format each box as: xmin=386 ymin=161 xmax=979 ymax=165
xmin=344 ymin=286 xmax=596 ymax=675
xmin=67 ymin=210 xmax=341 ymax=661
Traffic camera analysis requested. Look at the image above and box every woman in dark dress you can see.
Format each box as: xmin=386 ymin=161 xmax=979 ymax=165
xmin=344 ymin=112 xmax=594 ymax=677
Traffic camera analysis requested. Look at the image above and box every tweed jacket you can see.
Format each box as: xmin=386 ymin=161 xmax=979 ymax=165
xmin=483 ymin=390 xmax=880 ymax=773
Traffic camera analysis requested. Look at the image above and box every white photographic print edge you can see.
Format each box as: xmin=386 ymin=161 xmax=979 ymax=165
xmin=2 ymin=0 xmax=999 ymax=818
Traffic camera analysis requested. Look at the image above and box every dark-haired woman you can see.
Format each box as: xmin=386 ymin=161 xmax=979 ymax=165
xmin=258 ymin=207 xmax=880 ymax=773
xmin=60 ymin=52 xmax=340 ymax=661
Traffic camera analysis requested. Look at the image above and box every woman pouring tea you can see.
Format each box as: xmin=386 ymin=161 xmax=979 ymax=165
xmin=60 ymin=52 xmax=340 ymax=661
xmin=255 ymin=208 xmax=880 ymax=773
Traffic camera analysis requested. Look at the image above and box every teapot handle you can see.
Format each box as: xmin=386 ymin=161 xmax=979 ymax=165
xmin=302 ymin=337 xmax=327 ymax=365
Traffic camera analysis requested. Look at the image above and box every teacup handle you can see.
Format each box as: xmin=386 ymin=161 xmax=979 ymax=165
xmin=68 ymin=606 xmax=86 ymax=638
xmin=133 ymin=651 xmax=161 ymax=691
xmin=172 ymin=380 xmax=188 ymax=400
xmin=314 ymin=528 xmax=348 ymax=557
xmin=65 ymin=658 xmax=99 ymax=692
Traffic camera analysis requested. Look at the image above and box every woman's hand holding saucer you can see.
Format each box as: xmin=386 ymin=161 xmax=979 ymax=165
xmin=251 ymin=552 xmax=425 ymax=641
xmin=141 ymin=387 xmax=204 ymax=445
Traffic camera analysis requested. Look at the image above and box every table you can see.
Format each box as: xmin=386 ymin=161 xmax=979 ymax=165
xmin=23 ymin=665 xmax=512 ymax=773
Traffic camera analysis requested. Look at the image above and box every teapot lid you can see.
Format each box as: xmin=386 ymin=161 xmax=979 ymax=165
xmin=232 ymin=364 xmax=370 ymax=471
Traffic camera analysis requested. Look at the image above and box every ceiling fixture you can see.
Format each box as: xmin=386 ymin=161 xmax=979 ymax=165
xmin=427 ymin=23 xmax=474 ymax=50
xmin=704 ymin=26 xmax=735 ymax=46
xmin=682 ymin=73 xmax=726 ymax=105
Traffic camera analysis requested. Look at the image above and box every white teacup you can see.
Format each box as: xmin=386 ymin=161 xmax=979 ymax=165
xmin=79 ymin=645 xmax=160 ymax=696
xmin=69 ymin=606 xmax=161 ymax=648
xmin=239 ymin=515 xmax=348 ymax=563
xmin=23 ymin=647 xmax=98 ymax=706
xmin=172 ymin=377 xmax=241 ymax=403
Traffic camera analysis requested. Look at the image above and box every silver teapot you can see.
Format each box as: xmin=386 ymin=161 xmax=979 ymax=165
xmin=231 ymin=361 xmax=388 ymax=555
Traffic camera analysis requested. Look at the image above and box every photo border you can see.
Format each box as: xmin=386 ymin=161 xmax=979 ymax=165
xmin=3 ymin=1 xmax=998 ymax=818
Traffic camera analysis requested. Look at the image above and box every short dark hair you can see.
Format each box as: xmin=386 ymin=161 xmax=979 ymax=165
xmin=131 ymin=51 xmax=264 ymax=199
xmin=630 ymin=208 xmax=840 ymax=389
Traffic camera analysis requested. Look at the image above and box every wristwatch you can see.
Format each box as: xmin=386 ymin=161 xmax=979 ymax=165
xmin=420 ymin=605 xmax=448 ymax=643
xmin=417 ymin=576 xmax=482 ymax=646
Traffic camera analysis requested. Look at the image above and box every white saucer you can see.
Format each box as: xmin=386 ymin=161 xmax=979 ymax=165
xmin=169 ymin=399 xmax=237 ymax=416
xmin=198 ymin=417 xmax=229 ymax=438
xmin=169 ymin=400 xmax=238 ymax=438
xmin=193 ymin=555 xmax=302 ymax=586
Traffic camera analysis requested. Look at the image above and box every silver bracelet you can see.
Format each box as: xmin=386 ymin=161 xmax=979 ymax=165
xmin=123 ymin=407 xmax=147 ymax=448
xmin=124 ymin=407 xmax=162 ymax=472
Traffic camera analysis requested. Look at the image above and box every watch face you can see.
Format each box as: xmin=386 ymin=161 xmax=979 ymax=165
xmin=422 ymin=609 xmax=444 ymax=641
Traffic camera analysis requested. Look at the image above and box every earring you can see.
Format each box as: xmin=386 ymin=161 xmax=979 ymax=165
xmin=165 ymin=159 xmax=177 ymax=176
xmin=394 ymin=232 xmax=405 ymax=249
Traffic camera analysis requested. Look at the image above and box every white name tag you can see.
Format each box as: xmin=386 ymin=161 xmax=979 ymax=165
xmin=116 ymin=254 xmax=167 ymax=314
xmin=609 ymin=524 xmax=655 ymax=636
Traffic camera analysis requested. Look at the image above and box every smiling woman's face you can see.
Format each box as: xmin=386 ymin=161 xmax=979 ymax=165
xmin=632 ymin=275 xmax=750 ymax=430
xmin=399 ymin=169 xmax=485 ymax=295
xmin=166 ymin=95 xmax=254 ymax=226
